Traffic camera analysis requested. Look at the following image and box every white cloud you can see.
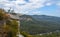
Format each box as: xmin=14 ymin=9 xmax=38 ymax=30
xmin=0 ymin=0 xmax=47 ymax=10
xmin=0 ymin=0 xmax=60 ymax=14
xmin=46 ymin=2 xmax=52 ymax=6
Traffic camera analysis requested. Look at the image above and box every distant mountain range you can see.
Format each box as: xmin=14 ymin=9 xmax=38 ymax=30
xmin=20 ymin=15 xmax=60 ymax=35
xmin=31 ymin=15 xmax=60 ymax=23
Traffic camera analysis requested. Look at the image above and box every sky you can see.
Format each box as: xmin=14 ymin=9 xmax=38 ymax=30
xmin=0 ymin=0 xmax=60 ymax=17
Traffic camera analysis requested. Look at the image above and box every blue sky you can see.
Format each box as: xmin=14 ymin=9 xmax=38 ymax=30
xmin=0 ymin=0 xmax=60 ymax=17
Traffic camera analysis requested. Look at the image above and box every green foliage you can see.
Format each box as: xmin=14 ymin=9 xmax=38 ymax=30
xmin=6 ymin=20 xmax=18 ymax=37
xmin=0 ymin=9 xmax=5 ymax=20
xmin=20 ymin=31 xmax=29 ymax=37
xmin=0 ymin=8 xmax=18 ymax=37
xmin=21 ymin=32 xmax=60 ymax=37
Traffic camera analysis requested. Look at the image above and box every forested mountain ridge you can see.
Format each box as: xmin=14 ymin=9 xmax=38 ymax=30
xmin=20 ymin=15 xmax=60 ymax=35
